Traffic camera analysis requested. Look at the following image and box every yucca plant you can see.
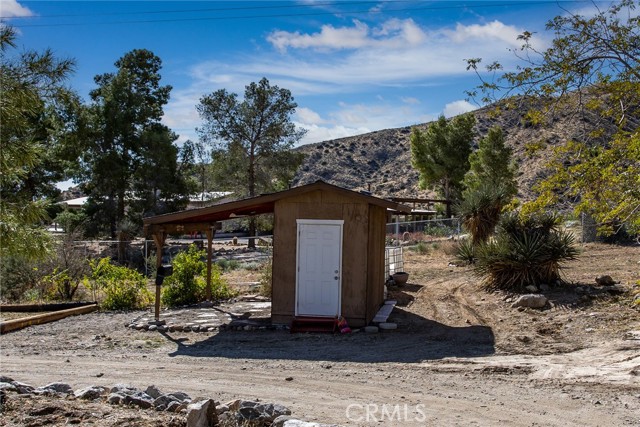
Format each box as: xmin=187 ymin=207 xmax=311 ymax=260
xmin=457 ymin=184 xmax=511 ymax=245
xmin=474 ymin=212 xmax=579 ymax=292
xmin=455 ymin=238 xmax=477 ymax=265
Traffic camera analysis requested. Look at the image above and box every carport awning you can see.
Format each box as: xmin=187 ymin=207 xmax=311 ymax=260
xmin=143 ymin=180 xmax=412 ymax=235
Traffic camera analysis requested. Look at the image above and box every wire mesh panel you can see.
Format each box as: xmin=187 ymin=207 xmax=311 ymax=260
xmin=385 ymin=246 xmax=404 ymax=278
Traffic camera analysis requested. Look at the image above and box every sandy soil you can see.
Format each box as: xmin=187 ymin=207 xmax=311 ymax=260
xmin=1 ymin=243 xmax=639 ymax=426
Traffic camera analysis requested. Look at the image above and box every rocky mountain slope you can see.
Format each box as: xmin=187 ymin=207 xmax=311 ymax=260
xmin=292 ymin=96 xmax=633 ymax=201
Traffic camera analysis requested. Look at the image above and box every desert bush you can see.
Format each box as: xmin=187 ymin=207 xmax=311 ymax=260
xmin=88 ymin=257 xmax=151 ymax=310
xmin=216 ymin=258 xmax=240 ymax=272
xmin=455 ymin=239 xmax=476 ymax=265
xmin=474 ymin=212 xmax=579 ymax=292
xmin=162 ymin=245 xmax=233 ymax=307
xmin=258 ymin=258 xmax=273 ymax=298
xmin=411 ymin=241 xmax=429 ymax=254
xmin=0 ymin=256 xmax=43 ymax=301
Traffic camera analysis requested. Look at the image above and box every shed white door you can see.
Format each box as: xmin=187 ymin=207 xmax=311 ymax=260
xmin=296 ymin=220 xmax=343 ymax=317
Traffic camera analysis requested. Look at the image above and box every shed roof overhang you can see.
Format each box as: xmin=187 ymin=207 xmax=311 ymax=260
xmin=143 ymin=181 xmax=411 ymax=236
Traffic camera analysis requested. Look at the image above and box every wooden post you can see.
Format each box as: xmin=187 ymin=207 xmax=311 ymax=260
xmin=205 ymin=227 xmax=215 ymax=301
xmin=152 ymin=230 xmax=166 ymax=322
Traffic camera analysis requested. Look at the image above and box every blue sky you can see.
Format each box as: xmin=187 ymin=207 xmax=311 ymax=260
xmin=3 ymin=0 xmax=601 ymax=147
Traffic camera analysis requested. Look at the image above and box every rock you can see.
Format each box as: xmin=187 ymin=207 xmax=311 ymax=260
xmin=148 ymin=325 xmax=158 ymax=331
xmin=0 ymin=376 xmax=14 ymax=383
xmin=167 ymin=401 xmax=186 ymax=412
xmin=122 ymin=392 xmax=153 ymax=409
xmin=107 ymin=385 xmax=153 ymax=409
xmin=154 ymin=394 xmax=180 ymax=409
xmin=233 ymin=401 xmax=291 ymax=425
xmin=168 ymin=391 xmax=191 ymax=402
xmin=364 ymin=326 xmax=378 ymax=333
xmin=281 ymin=420 xmax=338 ymax=427
xmin=153 ymin=391 xmax=190 ymax=409
xmin=12 ymin=381 xmax=35 ymax=394
xmin=237 ymin=405 xmax=263 ymax=423
xmin=145 ymin=385 xmax=163 ymax=399
xmin=378 ymin=322 xmax=397 ymax=330
xmin=272 ymin=415 xmax=295 ymax=427
xmin=186 ymin=399 xmax=218 ymax=427
xmin=0 ymin=383 xmax=17 ymax=392
xmin=595 ymin=275 xmax=616 ymax=286
xmin=511 ymin=294 xmax=548 ymax=309
xmin=35 ymin=382 xmax=73 ymax=395
xmin=225 ymin=399 xmax=242 ymax=411
xmin=110 ymin=384 xmax=137 ymax=394
xmin=525 ymin=285 xmax=539 ymax=293
xmin=74 ymin=386 xmax=105 ymax=400
xmin=107 ymin=393 xmax=124 ymax=405
xmin=261 ymin=402 xmax=291 ymax=421
xmin=216 ymin=404 xmax=230 ymax=414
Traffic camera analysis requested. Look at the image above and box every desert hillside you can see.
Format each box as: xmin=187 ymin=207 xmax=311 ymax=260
xmin=292 ymin=96 xmax=635 ymax=201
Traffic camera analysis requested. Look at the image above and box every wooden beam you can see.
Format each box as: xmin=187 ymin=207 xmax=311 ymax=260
xmin=0 ymin=304 xmax=98 ymax=334
xmin=152 ymin=231 xmax=166 ymax=322
xmin=145 ymin=222 xmax=220 ymax=237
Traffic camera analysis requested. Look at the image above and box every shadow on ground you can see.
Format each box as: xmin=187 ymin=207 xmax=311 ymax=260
xmin=164 ymin=307 xmax=495 ymax=363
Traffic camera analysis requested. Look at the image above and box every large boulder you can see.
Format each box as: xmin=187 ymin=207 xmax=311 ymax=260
xmin=186 ymin=399 xmax=218 ymax=427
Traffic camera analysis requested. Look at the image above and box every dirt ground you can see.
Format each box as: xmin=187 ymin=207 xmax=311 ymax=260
xmin=1 ymin=243 xmax=639 ymax=426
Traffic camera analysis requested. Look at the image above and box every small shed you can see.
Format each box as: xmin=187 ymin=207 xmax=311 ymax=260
xmin=143 ymin=181 xmax=411 ymax=327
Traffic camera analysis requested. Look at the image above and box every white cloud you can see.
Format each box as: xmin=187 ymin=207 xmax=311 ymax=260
xmin=402 ymin=97 xmax=420 ymax=105
xmin=165 ymin=17 xmax=535 ymax=145
xmin=296 ymin=107 xmax=326 ymax=125
xmin=443 ymin=100 xmax=477 ymax=118
xmin=267 ymin=18 xmax=426 ymax=53
xmin=1 ymin=0 xmax=33 ymax=17
xmin=295 ymin=100 xmax=434 ymax=145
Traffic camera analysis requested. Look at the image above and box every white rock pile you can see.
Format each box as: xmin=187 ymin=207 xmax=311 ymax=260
xmin=0 ymin=375 xmax=337 ymax=426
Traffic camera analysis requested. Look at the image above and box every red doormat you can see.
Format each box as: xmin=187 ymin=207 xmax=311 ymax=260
xmin=290 ymin=316 xmax=338 ymax=333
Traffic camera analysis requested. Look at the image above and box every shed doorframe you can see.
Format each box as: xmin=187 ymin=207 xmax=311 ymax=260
xmin=295 ymin=219 xmax=344 ymax=317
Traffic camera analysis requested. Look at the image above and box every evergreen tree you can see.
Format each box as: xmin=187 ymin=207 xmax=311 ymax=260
xmin=463 ymin=126 xmax=517 ymax=198
xmin=410 ymin=114 xmax=476 ymax=215
xmin=196 ymin=77 xmax=306 ymax=247
xmin=0 ymin=26 xmax=76 ymax=259
xmin=70 ymin=49 xmax=191 ymax=238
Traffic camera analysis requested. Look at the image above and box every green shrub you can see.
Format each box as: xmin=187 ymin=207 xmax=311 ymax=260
xmin=258 ymin=258 xmax=272 ymax=298
xmin=216 ymin=258 xmax=240 ymax=272
xmin=162 ymin=245 xmax=234 ymax=307
xmin=455 ymin=239 xmax=476 ymax=265
xmin=474 ymin=212 xmax=579 ymax=292
xmin=411 ymin=241 xmax=429 ymax=254
xmin=88 ymin=257 xmax=151 ymax=310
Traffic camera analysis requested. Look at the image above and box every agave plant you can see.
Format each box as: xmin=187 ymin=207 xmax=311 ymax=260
xmin=474 ymin=212 xmax=579 ymax=292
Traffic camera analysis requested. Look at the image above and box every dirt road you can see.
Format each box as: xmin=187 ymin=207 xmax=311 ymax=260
xmin=1 ymin=243 xmax=639 ymax=426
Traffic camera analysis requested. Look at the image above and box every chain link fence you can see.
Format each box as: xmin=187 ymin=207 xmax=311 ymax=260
xmin=386 ymin=217 xmax=462 ymax=246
